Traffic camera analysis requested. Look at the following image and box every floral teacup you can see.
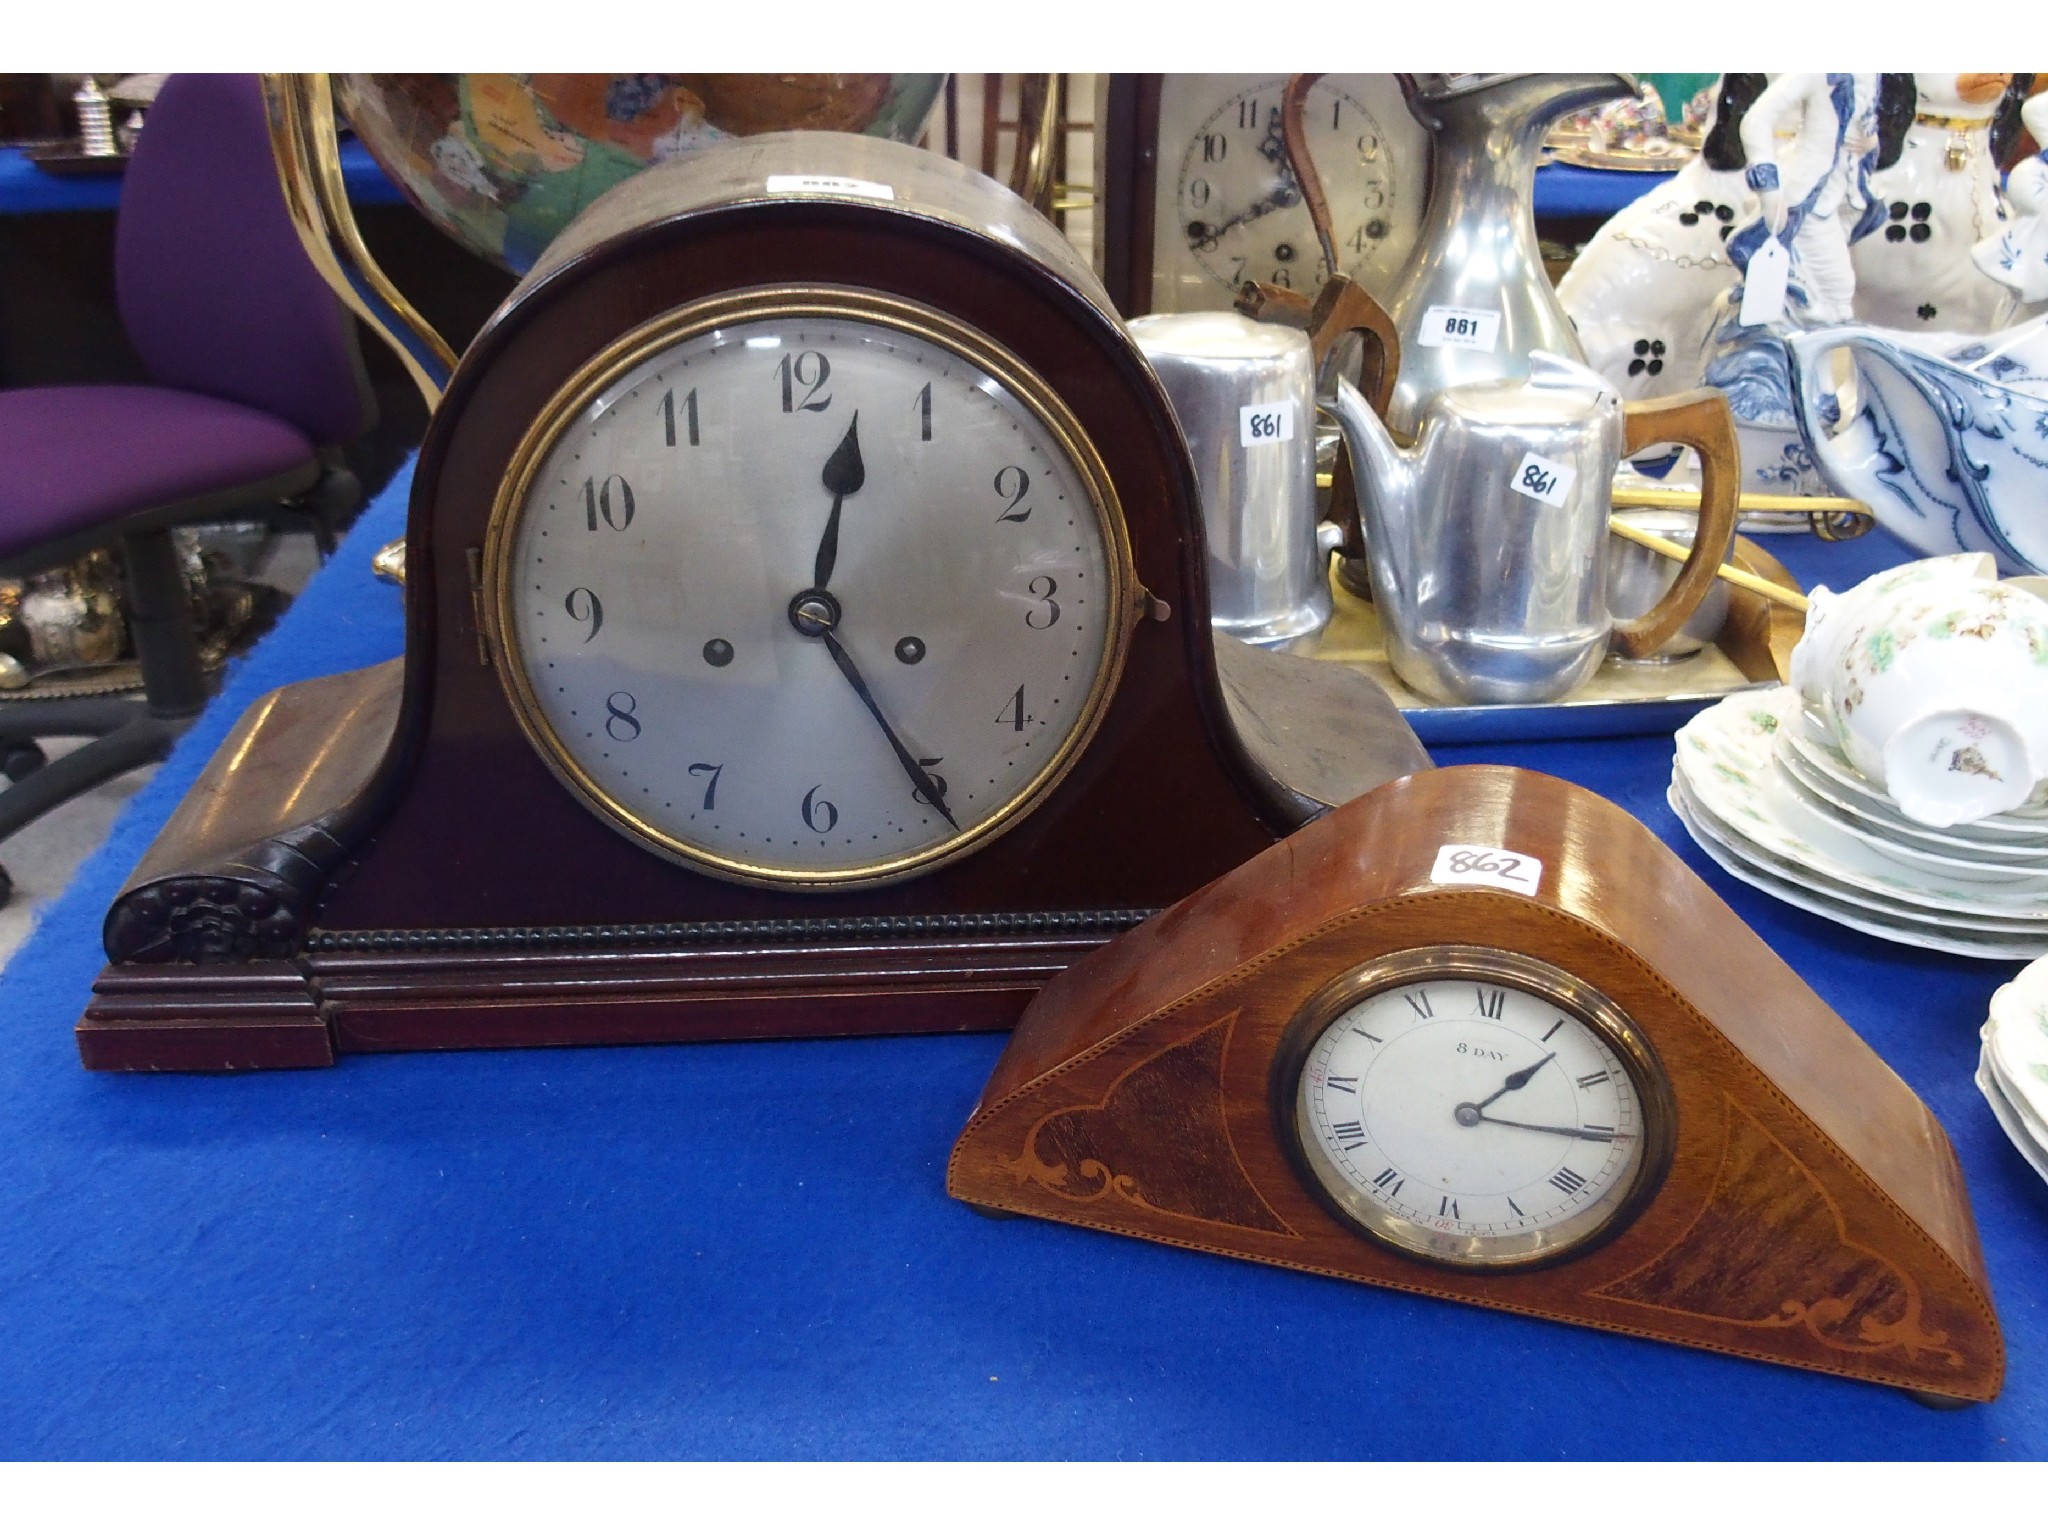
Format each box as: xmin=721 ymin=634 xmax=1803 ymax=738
xmin=1790 ymin=556 xmax=2048 ymax=826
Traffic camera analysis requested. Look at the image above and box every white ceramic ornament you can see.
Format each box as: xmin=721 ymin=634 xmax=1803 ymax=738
xmin=1854 ymin=73 xmax=2024 ymax=335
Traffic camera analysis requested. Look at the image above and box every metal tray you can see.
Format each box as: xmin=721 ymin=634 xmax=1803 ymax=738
xmin=1301 ymin=540 xmax=1799 ymax=745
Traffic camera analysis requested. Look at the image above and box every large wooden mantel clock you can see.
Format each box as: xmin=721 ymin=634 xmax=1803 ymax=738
xmin=950 ymin=766 xmax=2005 ymax=1402
xmin=78 ymin=132 xmax=1427 ymax=1071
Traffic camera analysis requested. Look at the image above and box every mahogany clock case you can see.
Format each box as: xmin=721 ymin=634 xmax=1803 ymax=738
xmin=80 ymin=136 xmax=1429 ymax=1071
xmin=949 ymin=765 xmax=2005 ymax=1402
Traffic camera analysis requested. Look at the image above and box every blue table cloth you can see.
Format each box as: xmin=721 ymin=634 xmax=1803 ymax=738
xmin=0 ymin=466 xmax=2040 ymax=1459
xmin=0 ymin=139 xmax=404 ymax=217
xmin=1533 ymin=162 xmax=1669 ymax=222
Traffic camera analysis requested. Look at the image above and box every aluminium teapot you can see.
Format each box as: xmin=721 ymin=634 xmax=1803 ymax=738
xmin=1326 ymin=351 xmax=1742 ymax=704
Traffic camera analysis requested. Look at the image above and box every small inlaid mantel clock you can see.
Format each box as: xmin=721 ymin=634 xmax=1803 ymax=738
xmin=78 ymin=132 xmax=1428 ymax=1071
xmin=950 ymin=765 xmax=2004 ymax=1403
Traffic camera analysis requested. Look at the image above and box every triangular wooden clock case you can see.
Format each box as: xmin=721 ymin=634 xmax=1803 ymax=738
xmin=949 ymin=764 xmax=2004 ymax=1402
xmin=76 ymin=135 xmax=1427 ymax=1071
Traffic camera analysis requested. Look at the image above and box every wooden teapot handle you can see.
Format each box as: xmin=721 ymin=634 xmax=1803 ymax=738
xmin=1608 ymin=389 xmax=1743 ymax=660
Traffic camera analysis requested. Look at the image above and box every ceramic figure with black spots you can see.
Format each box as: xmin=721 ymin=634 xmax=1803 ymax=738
xmin=1558 ymin=75 xmax=1767 ymax=405
xmin=1855 ymin=74 xmax=2027 ymax=334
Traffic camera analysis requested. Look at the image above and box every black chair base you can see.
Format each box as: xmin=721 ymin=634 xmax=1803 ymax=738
xmin=0 ymin=696 xmax=195 ymax=911
xmin=0 ymin=464 xmax=365 ymax=914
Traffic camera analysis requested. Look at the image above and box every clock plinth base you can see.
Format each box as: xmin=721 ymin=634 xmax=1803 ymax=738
xmin=949 ymin=765 xmax=2005 ymax=1403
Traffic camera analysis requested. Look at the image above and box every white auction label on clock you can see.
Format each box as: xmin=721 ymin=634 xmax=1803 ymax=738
xmin=1239 ymin=401 xmax=1296 ymax=447
xmin=764 ymin=174 xmax=897 ymax=201
xmin=1429 ymin=844 xmax=1544 ymax=896
xmin=1417 ymin=305 xmax=1501 ymax=351
xmin=1509 ymin=450 xmax=1575 ymax=507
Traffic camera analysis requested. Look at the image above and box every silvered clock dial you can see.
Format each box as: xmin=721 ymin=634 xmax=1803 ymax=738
xmin=1175 ymin=78 xmax=1401 ymax=298
xmin=1283 ymin=945 xmax=1675 ymax=1269
xmin=487 ymin=286 xmax=1135 ymax=888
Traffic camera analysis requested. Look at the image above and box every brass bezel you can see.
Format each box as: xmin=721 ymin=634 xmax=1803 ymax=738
xmin=483 ymin=285 xmax=1140 ymax=890
xmin=1270 ymin=944 xmax=1677 ymax=1272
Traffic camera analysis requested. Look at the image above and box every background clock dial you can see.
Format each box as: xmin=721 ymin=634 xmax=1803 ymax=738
xmin=1290 ymin=951 xmax=1665 ymax=1267
xmin=492 ymin=293 xmax=1128 ymax=886
xmin=1168 ymin=78 xmax=1406 ymax=305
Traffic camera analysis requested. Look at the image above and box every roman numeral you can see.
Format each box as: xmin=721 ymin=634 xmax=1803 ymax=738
xmin=1541 ymin=1019 xmax=1564 ymax=1042
xmin=1325 ymin=1075 xmax=1358 ymax=1094
xmin=1330 ymin=1120 xmax=1367 ymax=1151
xmin=1474 ymin=987 xmax=1505 ymax=1019
xmin=1371 ymin=1167 xmax=1403 ymax=1197
xmin=1439 ymin=1196 xmax=1460 ymax=1219
xmin=1575 ymin=1069 xmax=1611 ymax=1090
xmin=1549 ymin=1167 xmax=1588 ymax=1195
xmin=1351 ymin=1027 xmax=1383 ymax=1044
xmin=1405 ymin=990 xmax=1433 ymax=1019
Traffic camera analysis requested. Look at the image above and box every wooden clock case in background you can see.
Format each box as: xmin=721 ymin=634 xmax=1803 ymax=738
xmin=950 ymin=765 xmax=2004 ymax=1403
xmin=78 ymin=135 xmax=1428 ymax=1072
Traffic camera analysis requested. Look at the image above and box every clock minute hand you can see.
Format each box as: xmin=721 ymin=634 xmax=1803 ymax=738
xmin=812 ymin=414 xmax=864 ymax=591
xmin=817 ymin=628 xmax=959 ymax=829
xmin=1472 ymin=1113 xmax=1632 ymax=1144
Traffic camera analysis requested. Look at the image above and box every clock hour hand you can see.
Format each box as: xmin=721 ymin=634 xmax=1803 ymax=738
xmin=817 ymin=627 xmax=958 ymax=829
xmin=812 ymin=414 xmax=865 ymax=591
xmin=1470 ymin=1050 xmax=1556 ymax=1114
xmin=1471 ymin=1114 xmax=1631 ymax=1143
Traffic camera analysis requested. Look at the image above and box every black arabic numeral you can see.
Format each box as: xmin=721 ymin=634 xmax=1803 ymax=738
xmin=564 ymin=587 xmax=603 ymax=642
xmin=604 ymin=691 xmax=641 ymax=742
xmin=1202 ymin=132 xmax=1227 ymax=163
xmin=914 ymin=382 xmax=932 ymax=442
xmin=582 ymin=474 xmax=634 ymax=532
xmin=1331 ymin=98 xmax=1341 ymax=131
xmin=1187 ymin=177 xmax=1211 ymax=208
xmin=1025 ymin=573 xmax=1060 ymax=629
xmin=660 ymin=386 xmax=699 ymax=447
xmin=1348 ymin=224 xmax=1369 ymax=253
xmin=996 ymin=685 xmax=1032 ymax=732
xmin=910 ymin=757 xmax=949 ymax=808
xmin=1272 ymin=266 xmax=1291 ymax=288
xmin=688 ymin=762 xmax=723 ymax=810
xmin=994 ymin=464 xmax=1031 ymax=523
xmin=777 ymin=350 xmax=833 ymax=413
xmin=802 ymin=784 xmax=838 ymax=833
xmin=1237 ymin=98 xmax=1259 ymax=129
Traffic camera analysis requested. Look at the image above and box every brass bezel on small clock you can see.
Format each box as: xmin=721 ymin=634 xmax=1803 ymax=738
xmin=1271 ymin=945 xmax=1678 ymax=1272
xmin=483 ymin=284 xmax=1141 ymax=891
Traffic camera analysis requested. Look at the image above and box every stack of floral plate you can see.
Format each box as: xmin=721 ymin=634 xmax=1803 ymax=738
xmin=1979 ymin=958 xmax=2048 ymax=1184
xmin=1667 ymin=686 xmax=2048 ymax=959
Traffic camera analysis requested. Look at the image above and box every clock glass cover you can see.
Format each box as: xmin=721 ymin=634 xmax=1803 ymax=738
xmin=487 ymin=287 xmax=1133 ymax=888
xmin=1283 ymin=946 xmax=1673 ymax=1268
xmin=1151 ymin=76 xmax=1420 ymax=313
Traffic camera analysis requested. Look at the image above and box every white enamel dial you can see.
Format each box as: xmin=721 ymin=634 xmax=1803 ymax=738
xmin=491 ymin=293 xmax=1128 ymax=886
xmin=1291 ymin=952 xmax=1665 ymax=1267
xmin=1172 ymin=78 xmax=1403 ymax=302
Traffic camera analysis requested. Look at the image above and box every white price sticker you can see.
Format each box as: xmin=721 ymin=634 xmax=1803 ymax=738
xmin=1429 ymin=844 xmax=1544 ymax=897
xmin=1738 ymin=235 xmax=1790 ymax=327
xmin=1239 ymin=401 xmax=1297 ymax=447
xmin=1510 ymin=450 xmax=1576 ymax=507
xmin=1418 ymin=305 xmax=1501 ymax=352
xmin=764 ymin=174 xmax=896 ymax=201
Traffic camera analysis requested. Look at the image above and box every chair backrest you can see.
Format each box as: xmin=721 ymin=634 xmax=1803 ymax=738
xmin=115 ymin=73 xmax=372 ymax=446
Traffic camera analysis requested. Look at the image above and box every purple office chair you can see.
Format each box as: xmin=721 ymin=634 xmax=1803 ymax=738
xmin=0 ymin=73 xmax=372 ymax=907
